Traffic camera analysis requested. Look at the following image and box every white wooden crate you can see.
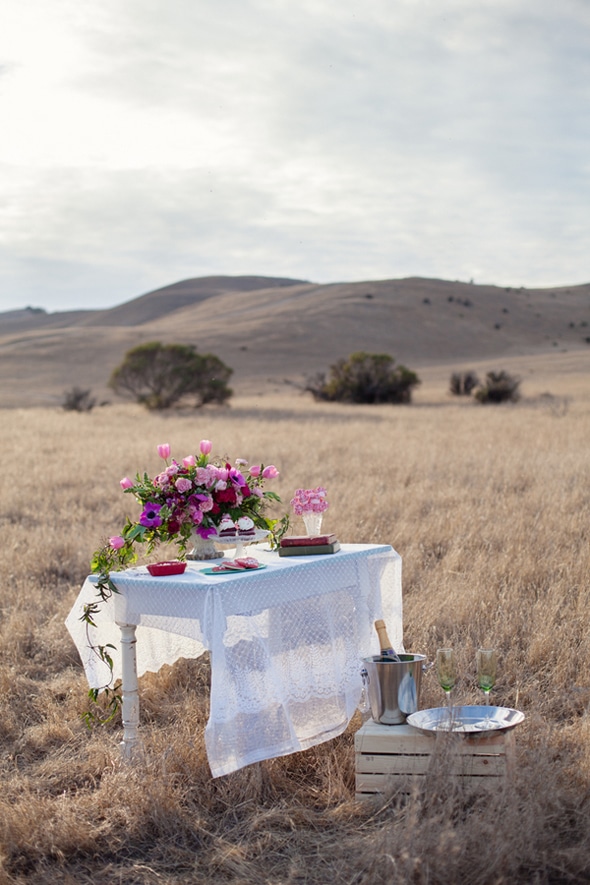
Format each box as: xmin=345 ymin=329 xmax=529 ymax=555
xmin=355 ymin=719 xmax=515 ymax=799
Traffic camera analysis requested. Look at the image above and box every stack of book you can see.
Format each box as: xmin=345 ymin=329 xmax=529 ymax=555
xmin=278 ymin=533 xmax=340 ymax=557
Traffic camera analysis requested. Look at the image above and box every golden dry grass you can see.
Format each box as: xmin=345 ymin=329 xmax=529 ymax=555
xmin=0 ymin=382 xmax=590 ymax=883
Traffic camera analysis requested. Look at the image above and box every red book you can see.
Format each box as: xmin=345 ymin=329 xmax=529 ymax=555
xmin=280 ymin=534 xmax=337 ymax=547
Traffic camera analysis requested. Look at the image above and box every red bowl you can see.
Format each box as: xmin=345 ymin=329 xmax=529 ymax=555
xmin=147 ymin=561 xmax=187 ymax=576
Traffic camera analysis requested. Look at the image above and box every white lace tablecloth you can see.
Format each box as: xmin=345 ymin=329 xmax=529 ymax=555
xmin=66 ymin=543 xmax=402 ymax=777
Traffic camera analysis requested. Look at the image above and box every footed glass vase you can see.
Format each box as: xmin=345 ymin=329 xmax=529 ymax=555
xmin=302 ymin=512 xmax=323 ymax=537
xmin=186 ymin=530 xmax=221 ymax=561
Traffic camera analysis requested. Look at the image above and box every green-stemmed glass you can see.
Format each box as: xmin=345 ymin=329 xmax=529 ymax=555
xmin=436 ymin=648 xmax=456 ymax=726
xmin=476 ymin=648 xmax=497 ymax=705
xmin=477 ymin=649 xmax=497 ymax=728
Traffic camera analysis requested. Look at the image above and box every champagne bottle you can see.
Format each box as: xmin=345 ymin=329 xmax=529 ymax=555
xmin=374 ymin=619 xmax=402 ymax=662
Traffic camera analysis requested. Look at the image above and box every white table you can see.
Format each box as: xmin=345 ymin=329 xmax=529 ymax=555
xmin=66 ymin=543 xmax=403 ymax=777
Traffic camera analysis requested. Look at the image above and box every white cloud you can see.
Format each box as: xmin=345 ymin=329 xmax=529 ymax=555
xmin=0 ymin=0 xmax=589 ymax=310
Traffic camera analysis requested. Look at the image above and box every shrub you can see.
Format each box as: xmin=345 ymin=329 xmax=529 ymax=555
xmin=449 ymin=370 xmax=480 ymax=396
xmin=305 ymin=351 xmax=420 ymax=404
xmin=475 ymin=370 xmax=521 ymax=404
xmin=109 ymin=341 xmax=233 ymax=410
xmin=61 ymin=387 xmax=96 ymax=412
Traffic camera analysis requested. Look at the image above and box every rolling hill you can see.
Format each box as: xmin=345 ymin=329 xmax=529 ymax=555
xmin=0 ymin=274 xmax=589 ymax=407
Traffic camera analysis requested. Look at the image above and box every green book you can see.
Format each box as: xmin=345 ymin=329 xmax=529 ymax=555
xmin=278 ymin=541 xmax=341 ymax=557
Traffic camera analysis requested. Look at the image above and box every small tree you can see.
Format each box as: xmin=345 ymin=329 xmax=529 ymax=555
xmin=305 ymin=351 xmax=420 ymax=404
xmin=475 ymin=370 xmax=521 ymax=404
xmin=62 ymin=386 xmax=96 ymax=412
xmin=449 ymin=370 xmax=480 ymax=396
xmin=109 ymin=341 xmax=232 ymax=410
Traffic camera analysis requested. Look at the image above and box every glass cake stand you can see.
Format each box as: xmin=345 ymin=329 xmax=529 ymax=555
xmin=215 ymin=528 xmax=270 ymax=560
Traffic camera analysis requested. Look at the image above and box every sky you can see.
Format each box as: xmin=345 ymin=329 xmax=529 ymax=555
xmin=1 ymin=0 xmax=589 ymax=313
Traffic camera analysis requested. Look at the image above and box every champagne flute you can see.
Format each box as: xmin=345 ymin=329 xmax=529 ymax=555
xmin=476 ymin=648 xmax=497 ymax=705
xmin=436 ymin=648 xmax=456 ymax=726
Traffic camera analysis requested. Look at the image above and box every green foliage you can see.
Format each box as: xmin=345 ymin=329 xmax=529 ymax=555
xmin=62 ymin=386 xmax=97 ymax=411
xmin=449 ymin=370 xmax=480 ymax=396
xmin=109 ymin=341 xmax=233 ymax=410
xmin=475 ymin=370 xmax=521 ymax=404
xmin=306 ymin=351 xmax=421 ymax=404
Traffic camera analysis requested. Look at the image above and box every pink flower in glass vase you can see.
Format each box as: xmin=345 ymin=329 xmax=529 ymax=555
xmin=290 ymin=487 xmax=328 ymax=516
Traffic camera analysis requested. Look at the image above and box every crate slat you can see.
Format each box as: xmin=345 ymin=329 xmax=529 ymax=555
xmin=356 ymin=751 xmax=506 ymax=776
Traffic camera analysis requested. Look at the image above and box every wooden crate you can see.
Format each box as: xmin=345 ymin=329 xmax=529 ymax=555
xmin=355 ymin=719 xmax=515 ymax=799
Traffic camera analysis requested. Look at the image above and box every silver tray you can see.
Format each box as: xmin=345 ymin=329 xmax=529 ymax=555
xmin=407 ymin=705 xmax=525 ymax=735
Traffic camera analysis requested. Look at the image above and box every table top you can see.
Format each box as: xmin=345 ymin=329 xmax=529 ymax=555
xmin=106 ymin=542 xmax=400 ymax=621
xmin=66 ymin=543 xmax=403 ymax=777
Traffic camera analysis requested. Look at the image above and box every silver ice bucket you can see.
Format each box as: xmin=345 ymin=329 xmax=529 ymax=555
xmin=361 ymin=654 xmax=426 ymax=725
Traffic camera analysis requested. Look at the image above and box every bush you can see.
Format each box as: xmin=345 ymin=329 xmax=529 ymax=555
xmin=109 ymin=341 xmax=233 ymax=410
xmin=449 ymin=370 xmax=480 ymax=396
xmin=475 ymin=370 xmax=521 ymax=404
xmin=305 ymin=351 xmax=421 ymax=404
xmin=61 ymin=387 xmax=96 ymax=412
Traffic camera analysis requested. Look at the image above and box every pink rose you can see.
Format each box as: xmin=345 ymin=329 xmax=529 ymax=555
xmin=198 ymin=494 xmax=214 ymax=512
xmin=109 ymin=536 xmax=125 ymax=550
xmin=262 ymin=465 xmax=279 ymax=479
xmin=175 ymin=477 xmax=192 ymax=492
xmin=157 ymin=443 xmax=171 ymax=459
xmin=200 ymin=439 xmax=212 ymax=455
xmin=120 ymin=476 xmax=133 ymax=489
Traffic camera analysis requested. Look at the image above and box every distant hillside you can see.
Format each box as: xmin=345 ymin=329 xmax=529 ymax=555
xmin=76 ymin=275 xmax=309 ymax=327
xmin=0 ymin=274 xmax=588 ymax=407
xmin=0 ymin=276 xmax=307 ymax=334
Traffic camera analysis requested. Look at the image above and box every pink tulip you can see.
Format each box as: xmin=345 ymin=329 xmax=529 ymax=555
xmin=183 ymin=455 xmax=196 ymax=467
xmin=157 ymin=443 xmax=171 ymax=460
xmin=120 ymin=477 xmax=133 ymax=489
xmin=249 ymin=465 xmax=261 ymax=477
xmin=200 ymin=439 xmax=212 ymax=455
xmin=262 ymin=465 xmax=279 ymax=479
xmin=109 ymin=536 xmax=125 ymax=550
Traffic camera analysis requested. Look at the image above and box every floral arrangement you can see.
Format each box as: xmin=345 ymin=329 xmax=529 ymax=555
xmin=91 ymin=439 xmax=283 ymax=595
xmin=84 ymin=440 xmax=285 ymax=721
xmin=290 ymin=487 xmax=329 ymax=516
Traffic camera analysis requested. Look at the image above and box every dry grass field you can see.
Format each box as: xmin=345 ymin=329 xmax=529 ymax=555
xmin=0 ymin=370 xmax=589 ymax=884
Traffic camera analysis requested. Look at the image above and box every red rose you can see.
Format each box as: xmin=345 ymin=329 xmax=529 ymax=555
xmin=215 ymin=488 xmax=237 ymax=504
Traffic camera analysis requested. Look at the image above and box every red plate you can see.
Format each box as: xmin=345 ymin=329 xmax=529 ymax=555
xmin=147 ymin=561 xmax=187 ymax=576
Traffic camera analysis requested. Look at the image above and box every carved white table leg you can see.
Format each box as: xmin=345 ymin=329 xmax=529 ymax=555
xmin=119 ymin=623 xmax=140 ymax=759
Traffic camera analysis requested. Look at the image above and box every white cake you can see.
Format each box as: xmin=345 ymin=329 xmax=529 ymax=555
xmin=236 ymin=516 xmax=255 ymax=537
xmin=218 ymin=514 xmax=237 ymax=537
